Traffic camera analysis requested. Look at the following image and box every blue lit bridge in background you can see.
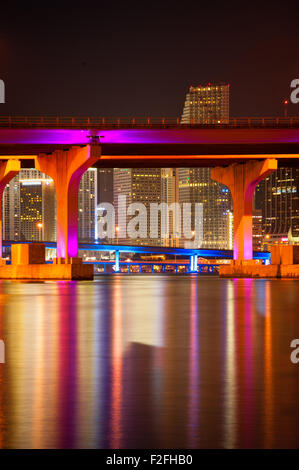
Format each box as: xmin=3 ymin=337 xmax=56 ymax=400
xmin=2 ymin=241 xmax=271 ymax=274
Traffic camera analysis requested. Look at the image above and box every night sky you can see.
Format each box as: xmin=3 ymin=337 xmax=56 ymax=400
xmin=0 ymin=1 xmax=298 ymax=117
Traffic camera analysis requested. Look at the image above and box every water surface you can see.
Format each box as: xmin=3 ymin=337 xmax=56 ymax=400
xmin=0 ymin=276 xmax=299 ymax=448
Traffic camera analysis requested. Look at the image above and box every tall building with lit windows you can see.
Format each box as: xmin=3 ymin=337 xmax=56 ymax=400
xmin=3 ymin=170 xmax=56 ymax=242
xmin=181 ymin=84 xmax=229 ymax=124
xmin=113 ymin=168 xmax=161 ymax=246
xmin=178 ymin=168 xmax=232 ymax=249
xmin=179 ymin=84 xmax=231 ymax=248
xmin=255 ymin=168 xmax=299 ymax=244
xmin=3 ymin=168 xmax=97 ymax=244
xmin=96 ymin=168 xmax=114 ymax=242
xmin=161 ymin=168 xmax=179 ymax=247
xmin=98 ymin=168 xmax=113 ymax=206
xmin=78 ymin=168 xmax=97 ymax=242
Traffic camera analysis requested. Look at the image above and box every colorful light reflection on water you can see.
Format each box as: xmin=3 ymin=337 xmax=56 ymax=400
xmin=0 ymin=276 xmax=299 ymax=449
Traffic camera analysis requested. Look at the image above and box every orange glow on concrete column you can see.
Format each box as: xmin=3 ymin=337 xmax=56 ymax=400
xmin=211 ymin=159 xmax=277 ymax=261
xmin=36 ymin=145 xmax=101 ymax=259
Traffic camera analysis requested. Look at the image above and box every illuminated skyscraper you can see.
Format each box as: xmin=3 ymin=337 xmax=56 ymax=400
xmin=252 ymin=209 xmax=263 ymax=251
xmin=96 ymin=168 xmax=114 ymax=242
xmin=3 ymin=168 xmax=97 ymax=244
xmin=78 ymin=168 xmax=97 ymax=242
xmin=3 ymin=170 xmax=56 ymax=242
xmin=98 ymin=168 xmax=113 ymax=205
xmin=181 ymin=84 xmax=229 ymax=124
xmin=178 ymin=168 xmax=232 ymax=249
xmin=161 ymin=168 xmax=179 ymax=247
xmin=179 ymin=84 xmax=231 ymax=249
xmin=255 ymin=167 xmax=299 ymax=244
xmin=113 ymin=168 xmax=161 ymax=246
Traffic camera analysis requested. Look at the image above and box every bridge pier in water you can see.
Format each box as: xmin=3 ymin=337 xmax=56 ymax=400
xmin=189 ymin=254 xmax=198 ymax=273
xmin=211 ymin=158 xmax=278 ymax=277
xmin=36 ymin=144 xmax=101 ymax=261
xmin=34 ymin=144 xmax=101 ymax=279
xmin=114 ymin=251 xmax=120 ymax=273
xmin=0 ymin=145 xmax=101 ymax=280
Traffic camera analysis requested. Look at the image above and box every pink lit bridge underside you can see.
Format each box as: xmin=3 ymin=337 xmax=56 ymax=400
xmin=0 ymin=125 xmax=298 ymax=262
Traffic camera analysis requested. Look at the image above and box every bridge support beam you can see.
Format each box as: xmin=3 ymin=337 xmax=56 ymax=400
xmin=190 ymin=254 xmax=198 ymax=273
xmin=0 ymin=160 xmax=21 ymax=260
xmin=211 ymin=159 xmax=277 ymax=262
xmin=114 ymin=250 xmax=120 ymax=272
xmin=36 ymin=145 xmax=101 ymax=260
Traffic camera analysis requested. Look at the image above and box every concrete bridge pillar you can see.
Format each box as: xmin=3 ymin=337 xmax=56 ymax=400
xmin=211 ymin=159 xmax=277 ymax=262
xmin=190 ymin=254 xmax=198 ymax=273
xmin=36 ymin=145 xmax=101 ymax=260
xmin=114 ymin=250 xmax=120 ymax=272
xmin=0 ymin=160 xmax=21 ymax=259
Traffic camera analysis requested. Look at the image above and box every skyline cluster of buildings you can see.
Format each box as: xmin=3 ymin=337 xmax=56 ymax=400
xmin=2 ymin=84 xmax=299 ymax=250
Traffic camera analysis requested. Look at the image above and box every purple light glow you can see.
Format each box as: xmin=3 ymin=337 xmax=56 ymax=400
xmin=0 ymin=128 xmax=299 ymax=145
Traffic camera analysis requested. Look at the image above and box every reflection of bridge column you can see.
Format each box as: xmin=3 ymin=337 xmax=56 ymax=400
xmin=36 ymin=145 xmax=101 ymax=260
xmin=114 ymin=250 xmax=120 ymax=272
xmin=0 ymin=160 xmax=21 ymax=259
xmin=211 ymin=159 xmax=277 ymax=261
xmin=190 ymin=254 xmax=198 ymax=273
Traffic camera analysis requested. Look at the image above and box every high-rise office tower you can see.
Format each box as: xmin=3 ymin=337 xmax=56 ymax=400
xmin=181 ymin=84 xmax=229 ymax=124
xmin=113 ymin=168 xmax=161 ymax=246
xmin=179 ymin=84 xmax=232 ymax=249
xmin=252 ymin=209 xmax=263 ymax=251
xmin=178 ymin=168 xmax=232 ymax=249
xmin=3 ymin=168 xmax=97 ymax=244
xmin=3 ymin=170 xmax=56 ymax=242
xmin=161 ymin=168 xmax=179 ymax=247
xmin=227 ymin=210 xmax=234 ymax=250
xmin=255 ymin=168 xmax=299 ymax=243
xmin=3 ymin=175 xmax=20 ymax=241
xmin=98 ymin=168 xmax=114 ymax=205
xmin=96 ymin=168 xmax=114 ymax=242
xmin=78 ymin=168 xmax=97 ymax=242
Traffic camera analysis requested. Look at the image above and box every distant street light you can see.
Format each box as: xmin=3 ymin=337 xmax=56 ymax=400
xmin=115 ymin=225 xmax=119 ymax=245
xmin=36 ymin=222 xmax=43 ymax=242
xmin=284 ymin=99 xmax=289 ymax=118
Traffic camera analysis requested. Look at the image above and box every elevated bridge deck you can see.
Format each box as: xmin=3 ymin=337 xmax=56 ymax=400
xmin=0 ymin=116 xmax=298 ymax=167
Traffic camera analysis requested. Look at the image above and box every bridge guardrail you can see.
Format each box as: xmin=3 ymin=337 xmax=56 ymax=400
xmin=0 ymin=116 xmax=299 ymax=128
